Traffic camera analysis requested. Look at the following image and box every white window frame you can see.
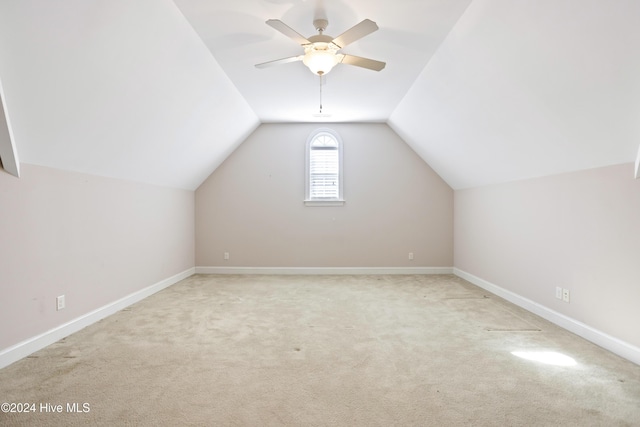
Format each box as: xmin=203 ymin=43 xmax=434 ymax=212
xmin=304 ymin=128 xmax=345 ymax=207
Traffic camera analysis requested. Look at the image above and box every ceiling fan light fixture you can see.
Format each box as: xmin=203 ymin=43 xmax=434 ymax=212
xmin=256 ymin=18 xmax=385 ymax=74
xmin=303 ymin=47 xmax=339 ymax=75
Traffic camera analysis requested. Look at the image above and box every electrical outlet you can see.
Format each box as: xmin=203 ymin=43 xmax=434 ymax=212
xmin=408 ymin=252 xmax=414 ymax=260
xmin=555 ymin=287 xmax=563 ymax=300
xmin=562 ymin=289 xmax=570 ymax=303
xmin=224 ymin=252 xmax=229 ymax=260
xmin=56 ymin=295 xmax=65 ymax=311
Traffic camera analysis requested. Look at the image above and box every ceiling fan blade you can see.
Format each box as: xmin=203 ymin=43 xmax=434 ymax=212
xmin=340 ymin=54 xmax=386 ymax=71
xmin=266 ymin=19 xmax=311 ymax=46
xmin=255 ymin=55 xmax=304 ymax=69
xmin=331 ymin=19 xmax=379 ymax=48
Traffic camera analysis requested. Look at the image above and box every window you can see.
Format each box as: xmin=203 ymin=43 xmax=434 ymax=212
xmin=305 ymin=129 xmax=344 ymax=206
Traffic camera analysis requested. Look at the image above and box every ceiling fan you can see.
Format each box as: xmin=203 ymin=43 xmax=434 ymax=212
xmin=255 ymin=17 xmax=386 ymax=76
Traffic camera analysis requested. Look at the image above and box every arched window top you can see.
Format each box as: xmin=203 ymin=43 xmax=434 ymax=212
xmin=305 ymin=128 xmax=344 ymax=206
xmin=310 ymin=132 xmax=339 ymax=148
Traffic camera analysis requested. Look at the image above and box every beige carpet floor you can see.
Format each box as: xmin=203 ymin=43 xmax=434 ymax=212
xmin=1 ymin=274 xmax=639 ymax=426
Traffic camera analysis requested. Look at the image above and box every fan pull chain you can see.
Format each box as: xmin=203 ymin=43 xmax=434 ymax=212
xmin=319 ymin=74 xmax=323 ymax=113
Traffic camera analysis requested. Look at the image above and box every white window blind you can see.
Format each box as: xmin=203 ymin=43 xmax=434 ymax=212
xmin=309 ymin=134 xmax=339 ymax=199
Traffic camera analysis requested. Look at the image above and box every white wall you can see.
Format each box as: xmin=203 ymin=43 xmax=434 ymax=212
xmin=454 ymin=163 xmax=640 ymax=349
xmin=0 ymin=164 xmax=194 ymax=352
xmin=196 ymin=123 xmax=453 ymax=268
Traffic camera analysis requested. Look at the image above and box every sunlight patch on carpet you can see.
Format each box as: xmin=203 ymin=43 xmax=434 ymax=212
xmin=511 ymin=351 xmax=577 ymax=367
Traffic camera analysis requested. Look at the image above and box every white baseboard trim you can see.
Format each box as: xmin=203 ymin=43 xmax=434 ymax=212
xmin=453 ymin=268 xmax=640 ymax=366
xmin=196 ymin=266 xmax=453 ymax=275
xmin=0 ymin=267 xmax=195 ymax=370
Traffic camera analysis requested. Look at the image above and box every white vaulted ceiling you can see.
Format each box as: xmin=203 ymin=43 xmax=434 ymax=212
xmin=389 ymin=0 xmax=640 ymax=188
xmin=173 ymin=0 xmax=473 ymax=123
xmin=0 ymin=0 xmax=639 ymax=190
xmin=0 ymin=0 xmax=260 ymax=190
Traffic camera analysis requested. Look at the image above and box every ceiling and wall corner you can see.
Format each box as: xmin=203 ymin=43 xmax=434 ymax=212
xmin=389 ymin=0 xmax=640 ymax=189
xmin=0 ymin=80 xmax=20 ymax=178
xmin=0 ymin=0 xmax=638 ymax=190
xmin=0 ymin=0 xmax=259 ymax=191
xmin=173 ymin=0 xmax=473 ymax=124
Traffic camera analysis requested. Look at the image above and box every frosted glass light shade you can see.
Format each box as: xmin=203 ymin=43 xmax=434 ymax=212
xmin=303 ymin=49 xmax=339 ymax=75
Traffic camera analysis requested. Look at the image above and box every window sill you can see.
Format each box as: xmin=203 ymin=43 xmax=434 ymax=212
xmin=304 ymin=199 xmax=345 ymax=207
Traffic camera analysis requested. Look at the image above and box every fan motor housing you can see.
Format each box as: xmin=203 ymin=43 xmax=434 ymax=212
xmin=307 ymin=34 xmax=334 ymax=45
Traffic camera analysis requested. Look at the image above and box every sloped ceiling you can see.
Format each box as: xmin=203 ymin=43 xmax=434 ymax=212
xmin=1 ymin=0 xmax=639 ymax=190
xmin=389 ymin=0 xmax=640 ymax=189
xmin=173 ymin=0 xmax=472 ymax=123
xmin=0 ymin=0 xmax=259 ymax=190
